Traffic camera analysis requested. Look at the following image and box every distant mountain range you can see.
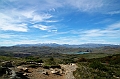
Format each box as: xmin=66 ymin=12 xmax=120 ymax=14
xmin=0 ymin=43 xmax=120 ymax=56
xmin=15 ymin=43 xmax=120 ymax=48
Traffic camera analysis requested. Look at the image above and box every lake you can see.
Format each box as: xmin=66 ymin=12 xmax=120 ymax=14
xmin=65 ymin=52 xmax=89 ymax=54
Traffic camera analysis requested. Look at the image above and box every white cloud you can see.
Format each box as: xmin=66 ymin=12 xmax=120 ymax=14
xmin=0 ymin=34 xmax=15 ymax=38
xmin=78 ymin=22 xmax=120 ymax=38
xmin=0 ymin=0 xmax=120 ymax=46
xmin=7 ymin=0 xmax=104 ymax=13
xmin=45 ymin=20 xmax=58 ymax=23
xmin=0 ymin=7 xmax=56 ymax=32
xmin=68 ymin=22 xmax=119 ymax=44
xmin=33 ymin=14 xmax=52 ymax=22
xmin=9 ymin=8 xmax=54 ymax=23
xmin=107 ymin=11 xmax=120 ymax=15
xmin=3 ymin=0 xmax=63 ymax=12
xmin=2 ymin=0 xmax=120 ymax=14
xmin=50 ymin=22 xmax=119 ymax=45
xmin=34 ymin=25 xmax=49 ymax=31
xmin=20 ymin=10 xmax=35 ymax=19
xmin=0 ymin=0 xmax=119 ymax=33
xmin=33 ymin=24 xmax=57 ymax=32
xmin=64 ymin=0 xmax=120 ymax=14
xmin=1 ymin=0 xmax=110 ymax=13
xmin=108 ymin=22 xmax=120 ymax=30
xmin=0 ymin=23 xmax=28 ymax=32
xmin=37 ymin=21 xmax=120 ymax=44
xmin=41 ymin=30 xmax=73 ymax=38
xmin=20 ymin=10 xmax=53 ymax=22
xmin=0 ymin=13 xmax=28 ymax=32
xmin=66 ymin=0 xmax=104 ymax=12
xmin=94 ymin=19 xmax=113 ymax=24
xmin=0 ymin=0 xmax=60 ymax=32
xmin=81 ymin=29 xmax=102 ymax=37
xmin=0 ymin=39 xmax=41 ymax=46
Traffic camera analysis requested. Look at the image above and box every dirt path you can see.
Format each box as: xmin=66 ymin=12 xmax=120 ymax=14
xmin=60 ymin=64 xmax=78 ymax=79
xmin=28 ymin=64 xmax=78 ymax=79
xmin=0 ymin=64 xmax=78 ymax=79
xmin=27 ymin=67 xmax=65 ymax=79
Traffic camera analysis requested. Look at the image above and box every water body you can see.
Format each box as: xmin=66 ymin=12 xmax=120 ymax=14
xmin=76 ymin=52 xmax=89 ymax=54
xmin=65 ymin=52 xmax=89 ymax=54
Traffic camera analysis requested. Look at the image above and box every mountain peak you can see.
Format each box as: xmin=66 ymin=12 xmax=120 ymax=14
xmin=14 ymin=43 xmax=120 ymax=48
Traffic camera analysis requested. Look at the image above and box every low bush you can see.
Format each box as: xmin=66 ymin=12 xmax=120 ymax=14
xmin=89 ymin=61 xmax=108 ymax=71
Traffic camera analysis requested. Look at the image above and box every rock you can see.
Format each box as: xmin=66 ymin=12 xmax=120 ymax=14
xmin=42 ymin=71 xmax=48 ymax=75
xmin=2 ymin=61 xmax=13 ymax=67
xmin=6 ymin=68 xmax=12 ymax=75
xmin=17 ymin=66 xmax=28 ymax=72
xmin=23 ymin=73 xmax=28 ymax=76
xmin=51 ymin=69 xmax=60 ymax=74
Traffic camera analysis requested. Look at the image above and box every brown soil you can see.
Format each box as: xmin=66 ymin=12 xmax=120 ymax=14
xmin=60 ymin=64 xmax=78 ymax=79
xmin=27 ymin=67 xmax=65 ymax=79
xmin=27 ymin=64 xmax=77 ymax=79
xmin=0 ymin=64 xmax=77 ymax=79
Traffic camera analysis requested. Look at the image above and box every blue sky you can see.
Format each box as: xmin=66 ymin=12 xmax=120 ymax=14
xmin=0 ymin=0 xmax=120 ymax=46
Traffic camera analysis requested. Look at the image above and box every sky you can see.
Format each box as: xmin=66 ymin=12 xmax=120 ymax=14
xmin=0 ymin=0 xmax=120 ymax=46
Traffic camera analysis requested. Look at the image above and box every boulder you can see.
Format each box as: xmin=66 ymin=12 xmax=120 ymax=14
xmin=17 ymin=66 xmax=28 ymax=72
xmin=51 ymin=69 xmax=60 ymax=74
xmin=2 ymin=61 xmax=13 ymax=67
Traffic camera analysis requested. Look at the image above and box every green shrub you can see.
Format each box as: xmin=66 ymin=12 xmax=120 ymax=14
xmin=35 ymin=59 xmax=43 ymax=63
xmin=77 ymin=57 xmax=87 ymax=62
xmin=62 ymin=58 xmax=75 ymax=64
xmin=1 ymin=61 xmax=13 ymax=67
xmin=44 ymin=57 xmax=57 ymax=66
xmin=110 ymin=56 xmax=120 ymax=65
xmin=28 ymin=64 xmax=38 ymax=68
xmin=89 ymin=61 xmax=108 ymax=71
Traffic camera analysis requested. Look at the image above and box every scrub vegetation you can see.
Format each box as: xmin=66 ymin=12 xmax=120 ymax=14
xmin=0 ymin=46 xmax=120 ymax=79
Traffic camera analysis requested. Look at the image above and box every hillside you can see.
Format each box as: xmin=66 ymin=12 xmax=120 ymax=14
xmin=0 ymin=44 xmax=120 ymax=57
